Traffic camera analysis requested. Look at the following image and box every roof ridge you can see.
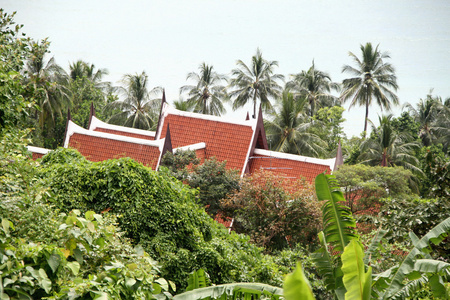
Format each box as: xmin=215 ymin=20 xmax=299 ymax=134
xmin=89 ymin=116 xmax=156 ymax=137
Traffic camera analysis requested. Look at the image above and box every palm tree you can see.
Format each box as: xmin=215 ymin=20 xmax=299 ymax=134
xmin=229 ymin=49 xmax=284 ymax=118
xmin=405 ymin=92 xmax=449 ymax=147
xmin=264 ymin=89 xmax=327 ymax=157
xmin=69 ymin=60 xmax=110 ymax=91
xmin=358 ymin=115 xmax=421 ymax=172
xmin=179 ymin=63 xmax=228 ymax=116
xmin=105 ymin=71 xmax=161 ymax=130
xmin=286 ymin=61 xmax=340 ymax=117
xmin=341 ymin=43 xmax=399 ymax=135
xmin=173 ymin=98 xmax=196 ymax=112
xmin=26 ymin=39 xmax=70 ymax=129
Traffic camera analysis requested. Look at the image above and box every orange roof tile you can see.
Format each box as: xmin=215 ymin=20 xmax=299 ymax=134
xmin=248 ymin=149 xmax=336 ymax=184
xmin=157 ymin=104 xmax=257 ymax=173
xmin=89 ymin=116 xmax=156 ymax=140
xmin=65 ymin=121 xmax=164 ymax=169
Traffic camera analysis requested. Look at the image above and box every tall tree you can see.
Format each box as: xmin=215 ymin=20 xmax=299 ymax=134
xmin=264 ymin=89 xmax=326 ymax=157
xmin=405 ymin=92 xmax=448 ymax=147
xmin=341 ymin=43 xmax=399 ymax=135
xmin=105 ymin=71 xmax=161 ymax=130
xmin=179 ymin=63 xmax=228 ymax=116
xmin=229 ymin=48 xmax=284 ymax=118
xmin=287 ymin=61 xmax=340 ymax=117
xmin=358 ymin=115 xmax=421 ymax=172
xmin=25 ymin=39 xmax=70 ymax=130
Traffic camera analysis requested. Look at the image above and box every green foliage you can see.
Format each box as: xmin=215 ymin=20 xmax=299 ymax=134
xmin=162 ymin=151 xmax=240 ymax=217
xmin=311 ymin=106 xmax=346 ymax=154
xmin=419 ymin=145 xmax=450 ymax=199
xmin=333 ymin=164 xmax=416 ymax=213
xmin=341 ymin=240 xmax=372 ymax=300
xmin=37 ymin=149 xmax=292 ymax=291
xmin=221 ymin=171 xmax=322 ymax=251
xmin=283 ymin=262 xmax=315 ymax=300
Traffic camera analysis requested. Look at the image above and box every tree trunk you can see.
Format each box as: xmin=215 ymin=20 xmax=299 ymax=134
xmin=363 ymin=97 xmax=369 ymax=137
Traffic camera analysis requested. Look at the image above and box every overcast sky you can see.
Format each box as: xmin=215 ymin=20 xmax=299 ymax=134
xmin=3 ymin=0 xmax=450 ymax=137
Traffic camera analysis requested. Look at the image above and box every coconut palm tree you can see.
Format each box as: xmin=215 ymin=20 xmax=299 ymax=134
xmin=264 ymin=89 xmax=327 ymax=157
xmin=173 ymin=98 xmax=196 ymax=112
xmin=230 ymin=49 xmax=284 ymax=118
xmin=404 ymin=92 xmax=443 ymax=147
xmin=105 ymin=71 xmax=161 ymax=130
xmin=25 ymin=39 xmax=70 ymax=129
xmin=179 ymin=63 xmax=228 ymax=116
xmin=287 ymin=61 xmax=340 ymax=117
xmin=341 ymin=43 xmax=399 ymax=136
xmin=358 ymin=115 xmax=421 ymax=172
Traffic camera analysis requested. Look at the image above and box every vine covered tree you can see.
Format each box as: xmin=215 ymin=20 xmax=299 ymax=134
xmin=180 ymin=63 xmax=228 ymax=116
xmin=230 ymin=48 xmax=284 ymax=118
xmin=341 ymin=43 xmax=399 ymax=135
xmin=287 ymin=61 xmax=340 ymax=117
xmin=105 ymin=71 xmax=161 ymax=130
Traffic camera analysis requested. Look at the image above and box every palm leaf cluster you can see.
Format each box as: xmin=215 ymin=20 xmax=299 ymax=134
xmin=341 ymin=43 xmax=399 ymax=134
xmin=105 ymin=72 xmax=161 ymax=130
xmin=264 ymin=90 xmax=327 ymax=157
xmin=229 ymin=48 xmax=284 ymax=118
xmin=358 ymin=115 xmax=421 ymax=172
xmin=180 ymin=63 xmax=228 ymax=116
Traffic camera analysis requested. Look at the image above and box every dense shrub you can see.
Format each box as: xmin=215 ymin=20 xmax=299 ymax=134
xmin=37 ymin=148 xmax=296 ymax=291
xmin=221 ymin=171 xmax=322 ymax=252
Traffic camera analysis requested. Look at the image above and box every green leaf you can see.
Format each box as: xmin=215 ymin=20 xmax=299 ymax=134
xmin=363 ymin=228 xmax=387 ymax=265
xmin=1 ymin=219 xmax=13 ymax=234
xmin=315 ymin=173 xmax=357 ymax=253
xmin=173 ymin=283 xmax=283 ymax=300
xmin=283 ymin=262 xmax=315 ymax=300
xmin=186 ymin=269 xmax=209 ymax=291
xmin=66 ymin=261 xmax=80 ymax=276
xmin=47 ymin=253 xmax=61 ymax=274
xmin=428 ymin=274 xmax=448 ymax=299
xmin=341 ymin=240 xmax=372 ymax=300
xmin=85 ymin=211 xmax=95 ymax=221
xmin=312 ymin=231 xmax=336 ymax=291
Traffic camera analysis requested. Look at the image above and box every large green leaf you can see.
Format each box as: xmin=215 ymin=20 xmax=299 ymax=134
xmin=173 ymin=283 xmax=283 ymax=300
xmin=311 ymin=231 xmax=336 ymax=291
xmin=341 ymin=240 xmax=372 ymax=300
xmin=315 ymin=173 xmax=357 ymax=253
xmin=186 ymin=269 xmax=209 ymax=291
xmin=283 ymin=262 xmax=315 ymax=300
xmin=378 ymin=216 xmax=450 ymax=299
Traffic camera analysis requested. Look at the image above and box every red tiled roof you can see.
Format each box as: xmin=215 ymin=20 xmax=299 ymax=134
xmin=89 ymin=116 xmax=155 ymax=140
xmin=157 ymin=105 xmax=256 ymax=173
xmin=65 ymin=121 xmax=164 ymax=169
xmin=27 ymin=146 xmax=51 ymax=160
xmin=248 ymin=149 xmax=335 ymax=184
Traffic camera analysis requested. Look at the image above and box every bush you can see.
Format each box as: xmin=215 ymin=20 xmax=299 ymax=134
xmin=221 ymin=170 xmax=322 ymax=252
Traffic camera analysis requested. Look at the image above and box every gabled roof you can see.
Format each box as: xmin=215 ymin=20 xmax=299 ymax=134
xmin=89 ymin=115 xmax=156 ymax=140
xmin=248 ymin=148 xmax=336 ymax=183
xmin=64 ymin=120 xmax=166 ymax=169
xmin=155 ymin=103 xmax=263 ymax=174
xmin=27 ymin=146 xmax=51 ymax=160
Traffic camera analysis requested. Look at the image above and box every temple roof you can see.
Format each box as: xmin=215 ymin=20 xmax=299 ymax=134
xmin=89 ymin=115 xmax=156 ymax=140
xmin=248 ymin=148 xmax=336 ymax=183
xmin=64 ymin=120 xmax=166 ymax=169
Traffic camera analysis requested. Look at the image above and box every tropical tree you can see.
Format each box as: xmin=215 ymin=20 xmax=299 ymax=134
xmin=405 ymin=92 xmax=449 ymax=148
xmin=229 ymin=48 xmax=284 ymax=118
xmin=69 ymin=59 xmax=110 ymax=91
xmin=25 ymin=39 xmax=70 ymax=129
xmin=358 ymin=115 xmax=421 ymax=172
xmin=341 ymin=43 xmax=399 ymax=135
xmin=287 ymin=61 xmax=340 ymax=117
xmin=105 ymin=71 xmax=161 ymax=130
xmin=264 ymin=90 xmax=327 ymax=157
xmin=173 ymin=98 xmax=196 ymax=112
xmin=180 ymin=63 xmax=228 ymax=116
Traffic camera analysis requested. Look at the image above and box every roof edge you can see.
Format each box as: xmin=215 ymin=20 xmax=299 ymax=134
xmin=27 ymin=146 xmax=51 ymax=155
xmin=174 ymin=142 xmax=206 ymax=152
xmin=253 ymin=148 xmax=336 ymax=170
xmin=89 ymin=115 xmax=156 ymax=137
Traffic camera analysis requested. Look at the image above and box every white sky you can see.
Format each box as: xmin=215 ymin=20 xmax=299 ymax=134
xmin=3 ymin=0 xmax=450 ymax=137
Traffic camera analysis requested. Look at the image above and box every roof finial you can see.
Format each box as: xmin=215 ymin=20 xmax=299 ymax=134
xmin=88 ymin=102 xmax=95 ymax=129
xmin=155 ymin=89 xmax=166 ymax=139
xmin=333 ymin=140 xmax=344 ymax=171
xmin=245 ymin=111 xmax=250 ymax=121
